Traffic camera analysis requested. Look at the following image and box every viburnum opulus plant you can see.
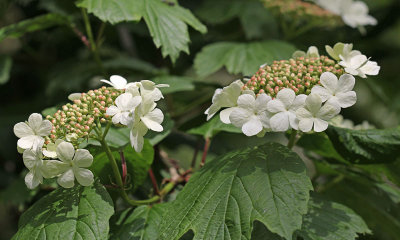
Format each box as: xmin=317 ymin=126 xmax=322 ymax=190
xmin=14 ymin=77 xmax=169 ymax=193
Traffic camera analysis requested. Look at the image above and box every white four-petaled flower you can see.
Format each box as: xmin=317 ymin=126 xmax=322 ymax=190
xmin=339 ymin=54 xmax=380 ymax=78
xmin=311 ymin=72 xmax=357 ymax=108
xmin=51 ymin=142 xmax=94 ymax=188
xmin=101 ymin=75 xmax=129 ymax=89
xmin=267 ymin=89 xmax=307 ymax=132
xmin=230 ymin=93 xmax=272 ymax=136
xmin=106 ymin=93 xmax=142 ymax=125
xmin=296 ymin=94 xmax=340 ymax=132
xmin=14 ymin=113 xmax=52 ymax=150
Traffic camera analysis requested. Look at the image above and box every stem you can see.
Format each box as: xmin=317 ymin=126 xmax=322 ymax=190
xmin=119 ymin=151 xmax=127 ymax=185
xmin=200 ymin=138 xmax=211 ymax=167
xmin=148 ymin=168 xmax=160 ymax=195
xmin=96 ymin=22 xmax=106 ymax=46
xmin=81 ymin=8 xmax=106 ymax=76
xmin=190 ymin=141 xmax=200 ymax=168
xmin=287 ymin=130 xmax=298 ymax=149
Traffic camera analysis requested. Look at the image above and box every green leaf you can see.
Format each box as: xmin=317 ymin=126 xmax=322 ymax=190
xmin=90 ymin=140 xmax=154 ymax=191
xmin=323 ymin=176 xmax=400 ymax=240
xmin=153 ymin=76 xmax=195 ymax=94
xmin=111 ymin=204 xmax=167 ymax=239
xmin=187 ymin=116 xmax=241 ymax=139
xmin=194 ymin=41 xmax=296 ymax=77
xmin=0 ymin=55 xmax=12 ymax=84
xmin=158 ymin=142 xmax=313 ymax=240
xmin=296 ymin=194 xmax=371 ymax=240
xmin=12 ymin=180 xmax=114 ymax=240
xmin=297 ymin=132 xmax=347 ymax=164
xmin=0 ymin=13 xmax=69 ymax=42
xmin=325 ymin=125 xmax=400 ymax=164
xmin=78 ymin=0 xmax=207 ymax=63
xmin=76 ymin=0 xmax=142 ymax=24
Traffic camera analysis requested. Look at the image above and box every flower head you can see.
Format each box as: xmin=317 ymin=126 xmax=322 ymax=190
xmin=267 ymin=88 xmax=307 ymax=131
xmin=296 ymin=94 xmax=340 ymax=132
xmin=52 ymin=142 xmax=94 ymax=188
xmin=341 ymin=0 xmax=377 ymax=28
xmin=229 ymin=93 xmax=272 ymax=136
xmin=311 ymin=72 xmax=356 ymax=108
xmin=14 ymin=113 xmax=52 ymax=150
xmin=106 ymin=93 xmax=142 ymax=125
xmin=339 ymin=54 xmax=380 ymax=78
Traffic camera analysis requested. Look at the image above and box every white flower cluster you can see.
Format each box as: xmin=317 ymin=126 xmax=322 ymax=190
xmin=206 ymin=44 xmax=380 ymax=136
xmin=315 ymin=0 xmax=377 ymax=29
xmin=14 ymin=113 xmax=94 ymax=189
xmin=103 ymin=75 xmax=169 ymax=152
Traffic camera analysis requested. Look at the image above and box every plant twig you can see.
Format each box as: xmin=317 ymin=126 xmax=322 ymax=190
xmin=287 ymin=130 xmax=298 ymax=149
xmin=119 ymin=151 xmax=127 ymax=185
xmin=148 ymin=168 xmax=160 ymax=195
xmin=200 ymin=138 xmax=211 ymax=167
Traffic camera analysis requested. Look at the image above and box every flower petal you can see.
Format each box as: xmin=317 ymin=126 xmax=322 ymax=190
xmin=299 ymin=118 xmax=314 ymax=133
xmin=336 ymin=74 xmax=355 ymax=94
xmin=313 ymin=118 xmax=329 ymax=132
xmin=56 ymin=142 xmax=75 ymax=162
xmin=73 ymin=149 xmax=93 ymax=168
xmin=276 ymin=88 xmax=295 ymax=107
xmin=242 ymin=117 xmax=263 ymax=136
xmin=335 ymin=91 xmax=357 ymax=108
xmin=74 ymin=167 xmax=94 ymax=186
xmin=267 ymin=99 xmax=286 ymax=113
xmin=100 ymin=80 xmax=113 ymax=87
xmin=270 ymin=112 xmax=290 ymax=132
xmin=23 ymin=149 xmax=38 ymax=170
xmin=28 ymin=113 xmax=43 ymax=131
xmin=42 ymin=160 xmax=68 ymax=178
xmin=106 ymin=105 xmax=120 ymax=116
xmin=220 ymin=107 xmax=236 ymax=124
xmin=311 ymin=86 xmax=331 ymax=102
xmin=258 ymin=111 xmax=272 ymax=129
xmin=141 ymin=108 xmax=163 ymax=132
xmin=290 ymin=94 xmax=307 ymax=111
xmin=296 ymin=107 xmax=313 ymax=119
xmin=305 ymin=94 xmax=322 ymax=115
xmin=255 ymin=93 xmax=271 ymax=112
xmin=14 ymin=122 xmax=34 ymax=138
xmin=288 ymin=111 xmax=299 ymax=130
xmin=230 ymin=108 xmax=252 ymax=128
xmin=111 ymin=113 xmax=122 ymax=125
xmin=57 ymin=168 xmax=75 ymax=188
xmin=18 ymin=135 xmax=43 ymax=149
xmin=360 ymin=61 xmax=380 ymax=76
xmin=317 ymin=103 xmax=341 ymax=120
xmin=130 ymin=122 xmax=148 ymax=152
xmin=25 ymin=171 xmax=41 ymax=189
xmin=237 ymin=94 xmax=255 ymax=109
xmin=320 ymin=72 xmax=338 ymax=93
xmin=36 ymin=120 xmax=52 ymax=136
xmin=110 ymin=75 xmax=127 ymax=89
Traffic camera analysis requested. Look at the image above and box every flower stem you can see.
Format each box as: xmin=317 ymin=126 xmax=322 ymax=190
xmin=200 ymin=138 xmax=211 ymax=167
xmin=97 ymin=127 xmax=174 ymax=205
xmin=287 ymin=130 xmax=298 ymax=149
xmin=81 ymin=8 xmax=106 ymax=76
xmin=148 ymin=168 xmax=160 ymax=196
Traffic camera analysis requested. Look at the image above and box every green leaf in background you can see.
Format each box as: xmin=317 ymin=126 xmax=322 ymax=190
xmin=12 ymin=180 xmax=114 ymax=240
xmin=325 ymin=125 xmax=400 ymax=164
xmin=153 ymin=76 xmax=195 ymax=94
xmin=78 ymin=0 xmax=207 ymax=63
xmin=323 ymin=176 xmax=400 ymax=240
xmin=0 ymin=13 xmax=69 ymax=42
xmin=0 ymin=55 xmax=12 ymax=84
xmin=111 ymin=204 xmax=167 ymax=240
xmin=297 ymin=132 xmax=347 ymax=164
xmin=194 ymin=41 xmax=296 ymax=77
xmin=296 ymin=194 xmax=371 ymax=240
xmin=158 ymin=142 xmax=313 ymax=240
xmin=90 ymin=140 xmax=154 ymax=191
xmin=187 ymin=116 xmax=241 ymax=139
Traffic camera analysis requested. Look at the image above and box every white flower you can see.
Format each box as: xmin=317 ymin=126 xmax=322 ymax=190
xmin=341 ymin=0 xmax=377 ymax=28
xmin=14 ymin=113 xmax=52 ymax=150
xmin=311 ymin=72 xmax=357 ymax=108
xmin=126 ymin=80 xmax=169 ymax=102
xmin=129 ymin=98 xmax=164 ymax=152
xmin=43 ymin=139 xmax=64 ymax=158
xmin=267 ymin=88 xmax=307 ymax=132
xmin=325 ymin=42 xmax=361 ymax=61
xmin=292 ymin=46 xmax=320 ymax=58
xmin=339 ymin=54 xmax=380 ymax=78
xmin=23 ymin=146 xmax=59 ymax=189
xmin=229 ymin=93 xmax=272 ymax=136
xmin=52 ymin=142 xmax=94 ymax=188
xmin=296 ymin=94 xmax=340 ymax=132
xmin=101 ymin=75 xmax=129 ymax=89
xmin=205 ymin=80 xmax=243 ymax=121
xmin=106 ymin=93 xmax=142 ymax=125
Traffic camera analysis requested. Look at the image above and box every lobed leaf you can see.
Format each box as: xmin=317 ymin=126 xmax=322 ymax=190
xmin=194 ymin=41 xmax=296 ymax=77
xmin=12 ymin=180 xmax=114 ymax=240
xmin=158 ymin=142 xmax=313 ymax=240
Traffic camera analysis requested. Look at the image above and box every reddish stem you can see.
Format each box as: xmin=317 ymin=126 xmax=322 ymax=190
xmin=71 ymin=25 xmax=91 ymax=49
xmin=190 ymin=141 xmax=200 ymax=168
xmin=120 ymin=151 xmax=127 ymax=185
xmin=200 ymin=138 xmax=211 ymax=167
xmin=148 ymin=168 xmax=160 ymax=195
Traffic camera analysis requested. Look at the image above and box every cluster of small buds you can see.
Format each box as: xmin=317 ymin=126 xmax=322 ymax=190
xmin=243 ymin=55 xmax=345 ymax=98
xmin=45 ymin=86 xmax=123 ymax=147
xmin=263 ymin=0 xmax=342 ymax=28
